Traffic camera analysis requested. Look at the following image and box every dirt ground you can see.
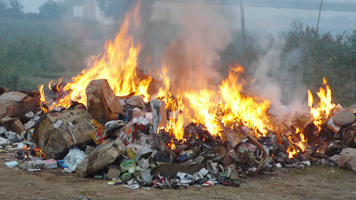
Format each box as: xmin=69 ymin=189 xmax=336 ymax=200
xmin=1 ymin=153 xmax=356 ymax=200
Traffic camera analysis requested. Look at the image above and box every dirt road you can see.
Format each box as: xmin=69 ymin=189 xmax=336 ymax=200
xmin=1 ymin=153 xmax=355 ymax=200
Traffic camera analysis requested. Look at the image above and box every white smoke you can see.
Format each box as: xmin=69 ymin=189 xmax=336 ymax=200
xmin=161 ymin=1 xmax=236 ymax=91
xmin=250 ymin=35 xmax=309 ymax=125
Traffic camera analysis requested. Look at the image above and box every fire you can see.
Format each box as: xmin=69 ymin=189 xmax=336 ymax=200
xmin=48 ymin=77 xmax=63 ymax=91
xmin=288 ymin=147 xmax=297 ymax=159
xmin=34 ymin=147 xmax=46 ymax=158
xmin=38 ymin=85 xmax=48 ymax=113
xmin=287 ymin=77 xmax=335 ymax=158
xmin=47 ymin=2 xmax=151 ymax=108
xmin=219 ymin=65 xmax=271 ymax=137
xmin=167 ymin=139 xmax=177 ymax=150
xmin=308 ymin=77 xmax=335 ymax=130
xmin=155 ymin=66 xmax=186 ymax=140
xmin=185 ymin=89 xmax=221 ymax=137
xmin=155 ymin=65 xmax=172 ymax=107
xmin=156 ymin=64 xmax=272 ymax=140
xmin=164 ymin=96 xmax=185 ymax=140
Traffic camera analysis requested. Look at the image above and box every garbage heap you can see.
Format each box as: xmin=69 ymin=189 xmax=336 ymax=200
xmin=1 ymin=79 xmax=356 ymax=190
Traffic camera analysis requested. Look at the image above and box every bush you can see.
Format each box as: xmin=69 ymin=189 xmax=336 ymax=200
xmin=281 ymin=21 xmax=356 ymax=106
xmin=39 ymin=0 xmax=66 ymax=20
xmin=0 ymin=18 xmax=88 ymax=90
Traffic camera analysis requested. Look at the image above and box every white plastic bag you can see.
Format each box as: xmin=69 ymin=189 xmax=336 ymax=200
xmin=63 ymin=148 xmax=87 ymax=172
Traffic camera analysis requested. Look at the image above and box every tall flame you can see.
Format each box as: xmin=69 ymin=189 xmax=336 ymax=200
xmin=50 ymin=3 xmax=150 ymax=108
xmin=38 ymin=85 xmax=48 ymax=113
xmin=219 ymin=65 xmax=271 ymax=137
xmin=308 ymin=77 xmax=335 ymax=131
xmin=156 ymin=64 xmax=271 ymax=139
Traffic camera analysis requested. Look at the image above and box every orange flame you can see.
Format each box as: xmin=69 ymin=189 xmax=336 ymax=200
xmin=38 ymin=85 xmax=48 ymax=113
xmin=48 ymin=2 xmax=150 ymax=109
xmin=308 ymin=77 xmax=335 ymax=131
xmin=185 ymin=89 xmax=221 ymax=137
xmin=34 ymin=148 xmax=46 ymax=158
xmin=219 ymin=65 xmax=271 ymax=137
xmin=164 ymin=96 xmax=185 ymax=140
xmin=156 ymin=64 xmax=271 ymax=140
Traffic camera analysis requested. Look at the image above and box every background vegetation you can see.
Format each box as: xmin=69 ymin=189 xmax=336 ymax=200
xmin=221 ymin=21 xmax=356 ymax=106
xmin=0 ymin=0 xmax=355 ymax=107
xmin=0 ymin=0 xmax=111 ymax=91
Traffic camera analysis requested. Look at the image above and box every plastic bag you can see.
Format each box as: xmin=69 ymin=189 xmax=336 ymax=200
xmin=0 ymin=137 xmax=10 ymax=146
xmin=63 ymin=148 xmax=87 ymax=172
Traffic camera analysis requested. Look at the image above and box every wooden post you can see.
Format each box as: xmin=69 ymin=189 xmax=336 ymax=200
xmin=240 ymin=0 xmax=247 ymax=56
xmin=316 ymin=0 xmax=323 ymax=31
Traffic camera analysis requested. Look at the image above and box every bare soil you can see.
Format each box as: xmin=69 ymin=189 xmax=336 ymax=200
xmin=1 ymin=153 xmax=356 ymax=200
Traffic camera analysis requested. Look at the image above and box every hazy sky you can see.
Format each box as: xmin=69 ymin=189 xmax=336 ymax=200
xmin=22 ymin=0 xmax=59 ymax=13
xmin=21 ymin=0 xmax=356 ymax=34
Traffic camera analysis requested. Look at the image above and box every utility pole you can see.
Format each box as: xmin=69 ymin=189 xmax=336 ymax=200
xmin=316 ymin=0 xmax=323 ymax=31
xmin=240 ymin=0 xmax=247 ymax=56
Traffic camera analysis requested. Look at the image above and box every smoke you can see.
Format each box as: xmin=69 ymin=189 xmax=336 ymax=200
xmin=160 ymin=1 xmax=235 ymax=92
xmin=140 ymin=1 xmax=309 ymax=124
xmin=250 ymin=35 xmax=309 ymax=125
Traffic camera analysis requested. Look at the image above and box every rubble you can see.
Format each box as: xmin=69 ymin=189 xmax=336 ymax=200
xmin=76 ymin=138 xmax=126 ymax=177
xmin=338 ymin=148 xmax=356 ymax=172
xmin=86 ymin=79 xmax=124 ymax=123
xmin=32 ymin=104 xmax=98 ymax=159
xmin=1 ymin=76 xmax=356 ymax=192
xmin=0 ymin=91 xmax=40 ymax=118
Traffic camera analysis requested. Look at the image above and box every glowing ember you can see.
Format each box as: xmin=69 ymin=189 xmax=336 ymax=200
xmin=34 ymin=147 xmax=46 ymax=158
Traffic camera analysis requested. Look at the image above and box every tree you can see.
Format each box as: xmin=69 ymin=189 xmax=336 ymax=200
xmin=8 ymin=0 xmax=23 ymax=11
xmin=96 ymin=0 xmax=155 ymax=23
xmin=39 ymin=0 xmax=66 ymax=20
xmin=0 ymin=0 xmax=24 ymax=18
xmin=0 ymin=0 xmax=8 ymax=10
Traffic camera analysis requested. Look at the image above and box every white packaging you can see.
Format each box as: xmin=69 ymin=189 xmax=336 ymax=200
xmin=52 ymin=120 xmax=63 ymax=129
xmin=6 ymin=161 xmax=19 ymax=168
xmin=43 ymin=159 xmax=58 ymax=169
xmin=63 ymin=148 xmax=87 ymax=172
xmin=105 ymin=120 xmax=124 ymax=132
xmin=25 ymin=111 xmax=35 ymax=118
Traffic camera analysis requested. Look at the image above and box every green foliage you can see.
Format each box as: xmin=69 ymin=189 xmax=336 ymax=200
xmin=96 ymin=0 xmax=131 ymax=20
xmin=0 ymin=18 xmax=88 ymax=90
xmin=220 ymin=21 xmax=356 ymax=106
xmin=96 ymin=0 xmax=155 ymax=23
xmin=0 ymin=0 xmax=40 ymax=19
xmin=39 ymin=0 xmax=66 ymax=20
xmin=281 ymin=21 xmax=356 ymax=106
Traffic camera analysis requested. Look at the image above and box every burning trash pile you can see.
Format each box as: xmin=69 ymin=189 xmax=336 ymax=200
xmin=2 ymin=4 xmax=356 ymax=190
xmin=1 ymin=73 xmax=356 ymax=190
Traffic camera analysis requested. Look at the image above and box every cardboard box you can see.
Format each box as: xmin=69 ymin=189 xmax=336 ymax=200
xmin=86 ymin=79 xmax=124 ymax=123
xmin=90 ymin=125 xmax=107 ymax=145
xmin=76 ymin=138 xmax=126 ymax=177
xmin=32 ymin=104 xmax=97 ymax=159
xmin=10 ymin=119 xmax=26 ymax=134
xmin=107 ymin=164 xmax=121 ymax=179
xmin=0 ymin=116 xmax=20 ymax=129
xmin=0 ymin=92 xmax=40 ymax=118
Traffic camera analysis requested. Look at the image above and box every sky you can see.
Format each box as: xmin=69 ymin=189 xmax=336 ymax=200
xmin=22 ymin=0 xmax=56 ymax=13
xmin=21 ymin=0 xmax=356 ymax=34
